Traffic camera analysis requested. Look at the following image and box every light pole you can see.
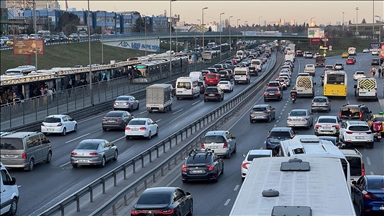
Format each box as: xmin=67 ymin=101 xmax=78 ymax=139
xmin=87 ymin=0 xmax=93 ymax=105
xmin=202 ymin=6 xmax=208 ymax=66
xmin=356 ymin=7 xmax=359 ymax=35
xmin=373 ymin=0 xmax=375 ymax=40
xmin=33 ymin=0 xmax=37 ymax=70
xmin=236 ymin=18 xmax=240 ymax=47
xmin=169 ymin=0 xmax=177 ymax=76
xmin=342 ymin=12 xmax=345 ymax=31
xmin=243 ymin=21 xmax=247 ymax=41
xmin=144 ymin=14 xmax=147 ymax=55
xmin=46 ymin=7 xmax=50 ymax=31
xmin=310 ymin=17 xmax=315 ymax=27
xmin=375 ymin=15 xmax=381 ymax=42
xmin=219 ymin=12 xmax=225 ymax=61
xmin=229 ymin=16 xmax=233 ymax=50
xmin=102 ymin=11 xmax=106 ymax=64
xmin=258 ymin=16 xmax=263 ymax=26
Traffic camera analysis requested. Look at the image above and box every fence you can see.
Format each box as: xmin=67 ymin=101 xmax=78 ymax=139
xmin=40 ymin=50 xmax=283 ymax=216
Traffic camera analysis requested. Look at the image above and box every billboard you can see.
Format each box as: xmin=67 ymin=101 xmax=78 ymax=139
xmin=104 ymin=38 xmax=160 ymax=52
xmin=369 ymin=43 xmax=381 ymax=50
xmin=243 ymin=31 xmax=283 ymax=37
xmin=310 ymin=38 xmax=321 ymax=45
xmin=307 ymin=27 xmax=325 ymax=38
xmin=13 ymin=39 xmax=45 ymax=55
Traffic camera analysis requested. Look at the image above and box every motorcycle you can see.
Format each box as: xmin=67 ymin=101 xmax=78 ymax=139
xmin=290 ymin=95 xmax=296 ymax=103
xmin=372 ymin=121 xmax=382 ymax=142
xmin=374 ymin=131 xmax=382 ymax=142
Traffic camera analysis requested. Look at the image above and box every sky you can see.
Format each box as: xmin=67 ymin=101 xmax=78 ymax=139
xmin=57 ymin=1 xmax=384 ymax=26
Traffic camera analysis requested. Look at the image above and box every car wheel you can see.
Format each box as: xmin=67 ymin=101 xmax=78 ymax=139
xmin=113 ymin=151 xmax=118 ymax=161
xmin=182 ymin=179 xmax=188 ymax=183
xmin=62 ymin=128 xmax=67 ymax=136
xmin=45 ymin=151 xmax=52 ymax=163
xmin=233 ymin=144 xmax=237 ymax=153
xmin=147 ymin=131 xmax=152 ymax=140
xmin=125 ymin=136 xmax=130 ymax=140
xmin=358 ymin=203 xmax=365 ymax=216
xmin=102 ymin=127 xmax=107 ymax=131
xmin=100 ymin=157 xmax=106 ymax=168
xmin=155 ymin=127 xmax=159 ymax=136
xmin=264 ymin=98 xmax=267 ymax=102
xmin=26 ymin=158 xmax=34 ymax=171
xmin=7 ymin=198 xmax=18 ymax=216
xmin=74 ymin=124 xmax=77 ymax=132
xmin=267 ymin=116 xmax=271 ymax=123
xmin=368 ymin=143 xmax=374 ymax=149
xmin=187 ymin=201 xmax=194 ymax=216
xmin=72 ymin=164 xmax=78 ymax=168
xmin=136 ymin=103 xmax=140 ymax=110
xmin=226 ymin=152 xmax=231 ymax=159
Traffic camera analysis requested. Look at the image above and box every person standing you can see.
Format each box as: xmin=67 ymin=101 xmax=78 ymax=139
xmin=378 ymin=67 xmax=382 ymax=78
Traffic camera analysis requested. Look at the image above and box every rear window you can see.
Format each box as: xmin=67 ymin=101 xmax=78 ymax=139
xmin=76 ymin=142 xmax=99 ymax=150
xmin=219 ymin=81 xmax=229 ymax=84
xmin=253 ymin=107 xmax=266 ymax=111
xmin=219 ymin=71 xmax=228 ymax=75
xmin=348 ymin=126 xmax=369 ymax=131
xmin=268 ymin=82 xmax=279 ymax=86
xmin=177 ymin=82 xmax=191 ymax=89
xmin=306 ymin=65 xmax=314 ymax=68
xmin=356 ymin=72 xmax=364 ymax=75
xmin=43 ymin=117 xmax=61 ymax=123
xmin=204 ymin=135 xmax=225 ymax=143
xmin=186 ymin=155 xmax=211 ymax=164
xmin=266 ymin=88 xmax=279 ymax=92
xmin=206 ymin=74 xmax=217 ymax=79
xmin=235 ymin=70 xmax=247 ymax=75
xmin=246 ymin=154 xmax=270 ymax=161
xmin=129 ymin=120 xmax=146 ymax=125
xmin=340 ymin=107 xmax=360 ymax=117
xmin=0 ymin=138 xmax=24 ymax=150
xmin=345 ymin=157 xmax=362 ymax=176
xmin=367 ymin=178 xmax=384 ymax=190
xmin=137 ymin=193 xmax=171 ymax=205
xmin=269 ymin=131 xmax=291 ymax=138
xmin=318 ymin=118 xmax=337 ymax=123
xmin=116 ymin=96 xmax=130 ymax=101
xmin=290 ymin=111 xmax=307 ymax=116
xmin=105 ymin=112 xmax=123 ymax=117
xmin=213 ymin=65 xmax=221 ymax=68
xmin=313 ymin=98 xmax=327 ymax=102
xmin=205 ymin=88 xmax=218 ymax=92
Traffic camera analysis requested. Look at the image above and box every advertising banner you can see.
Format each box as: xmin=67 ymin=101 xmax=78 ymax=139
xmin=13 ymin=39 xmax=45 ymax=55
xmin=243 ymin=31 xmax=282 ymax=37
xmin=310 ymin=38 xmax=321 ymax=45
xmin=105 ymin=39 xmax=160 ymax=52
xmin=370 ymin=43 xmax=381 ymax=50
xmin=380 ymin=43 xmax=384 ymax=60
xmin=307 ymin=28 xmax=325 ymax=38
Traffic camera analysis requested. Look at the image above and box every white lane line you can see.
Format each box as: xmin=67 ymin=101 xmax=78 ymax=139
xmin=260 ymin=147 xmax=264 ymax=149
xmin=156 ymin=119 xmax=162 ymax=123
xmin=370 ymin=171 xmax=374 ymax=175
xmin=192 ymin=100 xmax=201 ymax=105
xmin=78 ymin=114 xmax=104 ymax=123
xmin=65 ymin=133 xmax=91 ymax=143
xmin=234 ymin=185 xmax=240 ymax=191
xmin=60 ymin=161 xmax=70 ymax=167
xmin=224 ymin=199 xmax=231 ymax=206
xmin=366 ymin=157 xmax=371 ymax=166
xmin=173 ymin=109 xmax=184 ymax=115
xmin=18 ymin=185 xmax=21 ymax=188
xmin=140 ymin=111 xmax=148 ymax=115
xmin=111 ymin=136 xmax=126 ymax=143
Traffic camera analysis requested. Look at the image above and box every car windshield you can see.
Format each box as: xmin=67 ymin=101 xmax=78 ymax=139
xmin=186 ymin=155 xmax=211 ymax=164
xmin=318 ymin=118 xmax=337 ymax=123
xmin=269 ymin=131 xmax=291 ymax=138
xmin=116 ymin=96 xmax=131 ymax=101
xmin=313 ymin=98 xmax=327 ymax=102
xmin=177 ymin=82 xmax=191 ymax=89
xmin=266 ymin=88 xmax=279 ymax=92
xmin=219 ymin=81 xmax=228 ymax=84
xmin=137 ymin=193 xmax=171 ymax=205
xmin=373 ymin=117 xmax=384 ymax=121
xmin=345 ymin=157 xmax=362 ymax=176
xmin=340 ymin=107 xmax=360 ymax=117
xmin=206 ymin=88 xmax=218 ymax=92
xmin=0 ymin=138 xmax=24 ymax=150
xmin=367 ymin=178 xmax=384 ymax=190
xmin=355 ymin=72 xmax=364 ymax=75
xmin=129 ymin=120 xmax=146 ymax=125
xmin=43 ymin=117 xmax=61 ymax=123
xmin=76 ymin=142 xmax=99 ymax=150
xmin=290 ymin=111 xmax=307 ymax=116
xmin=348 ymin=126 xmax=369 ymax=131
xmin=253 ymin=107 xmax=266 ymax=112
xmin=219 ymin=71 xmax=227 ymax=75
xmin=246 ymin=154 xmax=270 ymax=161
xmin=204 ymin=135 xmax=225 ymax=143
xmin=105 ymin=112 xmax=123 ymax=117
xmin=268 ymin=83 xmax=279 ymax=86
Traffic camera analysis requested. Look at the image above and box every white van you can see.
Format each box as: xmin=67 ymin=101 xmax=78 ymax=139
xmin=189 ymin=71 xmax=204 ymax=82
xmin=0 ymin=162 xmax=19 ymax=216
xmin=354 ymin=77 xmax=378 ymax=101
xmin=295 ymin=74 xmax=315 ymax=97
xmin=234 ymin=67 xmax=250 ymax=84
xmin=250 ymin=59 xmax=262 ymax=74
xmin=236 ymin=50 xmax=245 ymax=60
xmin=175 ymin=77 xmax=200 ymax=99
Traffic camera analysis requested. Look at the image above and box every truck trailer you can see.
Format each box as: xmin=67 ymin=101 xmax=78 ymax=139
xmin=146 ymin=84 xmax=173 ymax=113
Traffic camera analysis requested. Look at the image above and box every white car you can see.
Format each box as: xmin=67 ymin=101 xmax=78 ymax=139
xmin=371 ymin=49 xmax=379 ymax=55
xmin=217 ymin=81 xmax=233 ymax=92
xmin=363 ymin=48 xmax=369 ymax=53
xmin=278 ymin=76 xmax=291 ymax=86
xmin=314 ymin=116 xmax=340 ymax=136
xmin=125 ymin=118 xmax=158 ymax=140
xmin=41 ymin=114 xmax=77 ymax=136
xmin=279 ymin=72 xmax=291 ymax=79
xmin=241 ymin=149 xmax=272 ymax=180
xmin=0 ymin=162 xmax=19 ymax=216
xmin=339 ymin=121 xmax=374 ymax=149
xmin=353 ymin=71 xmax=366 ymax=81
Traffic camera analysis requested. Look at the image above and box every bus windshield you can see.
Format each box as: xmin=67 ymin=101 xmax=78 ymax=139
xmin=326 ymin=74 xmax=346 ymax=85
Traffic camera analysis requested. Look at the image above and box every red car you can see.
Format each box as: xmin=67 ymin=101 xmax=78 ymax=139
xmin=205 ymin=73 xmax=220 ymax=86
xmin=346 ymin=57 xmax=356 ymax=65
xmin=264 ymin=87 xmax=283 ymax=101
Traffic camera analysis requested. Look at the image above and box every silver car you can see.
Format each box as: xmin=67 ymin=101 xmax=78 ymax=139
xmin=70 ymin=139 xmax=118 ymax=168
xmin=250 ymin=104 xmax=276 ymax=123
xmin=202 ymin=131 xmax=236 ymax=159
xmin=113 ymin=95 xmax=139 ymax=111
xmin=311 ymin=96 xmax=331 ymax=112
xmin=287 ymin=109 xmax=313 ymax=129
xmin=314 ymin=116 xmax=340 ymax=136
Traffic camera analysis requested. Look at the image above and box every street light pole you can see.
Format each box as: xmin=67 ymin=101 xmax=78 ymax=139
xmin=169 ymin=0 xmax=177 ymax=76
xmin=87 ymin=0 xmax=93 ymax=105
xmin=102 ymin=11 xmax=106 ymax=64
xmin=342 ymin=12 xmax=345 ymax=31
xmin=243 ymin=21 xmax=247 ymax=41
xmin=229 ymin=16 xmax=233 ymax=51
xmin=375 ymin=15 xmax=381 ymax=42
xmin=202 ymin=6 xmax=208 ymax=66
xmin=373 ymin=0 xmax=375 ymax=39
xmin=219 ymin=12 xmax=224 ymax=61
xmin=236 ymin=18 xmax=240 ymax=48
xmin=144 ymin=14 xmax=147 ymax=56
xmin=356 ymin=7 xmax=359 ymax=35
xmin=33 ymin=0 xmax=37 ymax=70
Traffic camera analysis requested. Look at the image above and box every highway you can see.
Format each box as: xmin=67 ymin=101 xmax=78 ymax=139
xmin=10 ymin=50 xmax=278 ymax=215
xmin=115 ymin=52 xmax=384 ymax=216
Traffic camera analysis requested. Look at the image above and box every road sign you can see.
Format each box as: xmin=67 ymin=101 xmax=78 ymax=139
xmin=322 ymin=38 xmax=329 ymax=42
xmin=329 ymin=45 xmax=332 ymax=51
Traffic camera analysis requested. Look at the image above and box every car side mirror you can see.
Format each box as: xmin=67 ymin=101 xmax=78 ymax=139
xmin=369 ymin=111 xmax=372 ymax=113
xmin=43 ymin=139 xmax=50 ymax=144
xmin=351 ymin=180 xmax=357 ymax=185
xmin=354 ymin=85 xmax=357 ymax=88
xmin=313 ymin=82 xmax=316 ymax=85
xmin=232 ymin=136 xmax=236 ymax=139
xmin=242 ymin=154 xmax=246 ymax=158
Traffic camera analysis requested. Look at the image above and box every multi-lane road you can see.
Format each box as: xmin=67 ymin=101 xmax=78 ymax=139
xmin=115 ymin=52 xmax=384 ymax=215
xmin=10 ymin=50 xmax=277 ymax=215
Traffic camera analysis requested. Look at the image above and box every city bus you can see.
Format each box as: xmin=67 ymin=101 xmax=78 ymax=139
xmin=323 ymin=70 xmax=347 ymax=97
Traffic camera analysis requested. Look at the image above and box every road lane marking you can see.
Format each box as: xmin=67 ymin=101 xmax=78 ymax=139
xmin=370 ymin=171 xmax=374 ymax=175
xmin=234 ymin=185 xmax=240 ymax=191
xmin=60 ymin=161 xmax=70 ymax=167
xmin=112 ymin=136 xmax=126 ymax=143
xmin=173 ymin=109 xmax=184 ymax=115
xmin=65 ymin=133 xmax=91 ymax=143
xmin=192 ymin=100 xmax=201 ymax=105
xmin=140 ymin=111 xmax=148 ymax=114
xmin=156 ymin=119 xmax=162 ymax=123
xmin=224 ymin=199 xmax=231 ymax=206
xmin=366 ymin=157 xmax=371 ymax=165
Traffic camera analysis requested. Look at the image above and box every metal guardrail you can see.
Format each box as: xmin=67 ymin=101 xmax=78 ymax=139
xmin=40 ymin=50 xmax=283 ymax=216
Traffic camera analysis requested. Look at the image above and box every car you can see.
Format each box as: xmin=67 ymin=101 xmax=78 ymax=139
xmin=125 ymin=118 xmax=158 ymax=140
xmin=371 ymin=49 xmax=379 ymax=55
xmin=333 ymin=63 xmax=344 ymax=70
xmin=113 ymin=95 xmax=139 ymax=111
xmin=304 ymin=51 xmax=313 ymax=58
xmin=218 ymin=70 xmax=231 ymax=81
xmin=264 ymin=87 xmax=283 ymax=102
xmin=201 ymin=130 xmax=236 ymax=159
xmin=339 ymin=148 xmax=365 ymax=181
xmin=70 ymin=139 xmax=118 ymax=168
xmin=0 ymin=162 xmax=19 ymax=216
xmin=267 ymin=80 xmax=283 ymax=91
xmin=102 ymin=111 xmax=134 ymax=131
xmin=366 ymin=112 xmax=384 ymax=134
xmin=275 ymin=77 xmax=288 ymax=89
xmin=206 ymin=67 xmax=218 ymax=73
xmin=265 ymin=127 xmax=297 ymax=154
xmin=279 ymin=72 xmax=291 ymax=79
xmin=353 ymin=71 xmax=366 ymax=81
xmin=346 ymin=57 xmax=356 ymax=65
xmin=130 ymin=187 xmax=193 ymax=216
xmin=278 ymin=76 xmax=291 ymax=87
xmin=341 ymin=52 xmax=349 ymax=58
xmin=198 ymin=80 xmax=207 ymax=94
xmin=311 ymin=96 xmax=331 ymax=112
xmin=213 ymin=64 xmax=225 ymax=70
xmin=363 ymin=48 xmax=369 ymax=53
xmin=352 ymin=175 xmax=384 ymax=215
xmin=339 ymin=121 xmax=374 ymax=148
xmin=338 ymin=104 xmax=372 ymax=121
xmin=204 ymin=86 xmax=224 ymax=102
xmin=250 ymin=104 xmax=276 ymax=123
xmin=324 ymin=65 xmax=333 ymax=72
xmin=201 ymin=69 xmax=210 ymax=78
xmin=41 ymin=114 xmax=77 ymax=136
xmin=287 ymin=109 xmax=313 ymax=129
xmin=371 ymin=58 xmax=380 ymax=65
xmin=181 ymin=149 xmax=224 ymax=183
xmin=205 ymin=73 xmax=220 ymax=86
xmin=241 ymin=149 xmax=272 ymax=180
xmin=217 ymin=80 xmax=233 ymax=92
xmin=314 ymin=116 xmax=340 ymax=136
xmin=296 ymin=50 xmax=303 ymax=57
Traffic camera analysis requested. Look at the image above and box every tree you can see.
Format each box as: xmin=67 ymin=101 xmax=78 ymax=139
xmin=348 ymin=20 xmax=352 ymax=25
xmin=361 ymin=18 xmax=366 ymax=24
xmin=208 ymin=26 xmax=212 ymax=32
xmin=56 ymin=12 xmax=80 ymax=34
xmin=132 ymin=17 xmax=153 ymax=33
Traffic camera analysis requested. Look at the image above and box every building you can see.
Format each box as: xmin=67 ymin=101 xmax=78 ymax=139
xmin=5 ymin=0 xmax=59 ymax=10
xmin=152 ymin=15 xmax=168 ymax=33
xmin=279 ymin=19 xmax=285 ymax=26
xmin=290 ymin=19 xmax=295 ymax=26
xmin=94 ymin=11 xmax=117 ymax=34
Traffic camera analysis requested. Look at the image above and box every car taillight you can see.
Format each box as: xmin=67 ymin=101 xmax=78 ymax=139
xmin=89 ymin=152 xmax=98 ymax=156
xmin=113 ymin=102 xmax=117 ymax=105
xmin=223 ymin=142 xmax=228 ymax=148
xmin=359 ymin=112 xmax=363 ymax=120
xmin=126 ymin=102 xmax=130 ymax=105
xmin=41 ymin=123 xmax=45 ymax=126
xmin=206 ymin=164 xmax=215 ymax=171
xmin=366 ymin=132 xmax=372 ymax=134
xmin=116 ymin=118 xmax=123 ymax=122
xmin=264 ymin=92 xmax=268 ymax=95
xmin=139 ymin=127 xmax=146 ymax=130
xmin=160 ymin=209 xmax=175 ymax=214
xmin=361 ymin=163 xmax=365 ymax=176
xmin=311 ymin=102 xmax=314 ymax=105
xmin=102 ymin=118 xmax=107 ymax=122
xmin=57 ymin=123 xmax=62 ymax=126
xmin=201 ymin=143 xmax=205 ymax=149
xmin=215 ymin=92 xmax=219 ymax=94
xmin=333 ymin=125 xmax=340 ymax=129
xmin=302 ymin=118 xmax=308 ymax=121
xmin=264 ymin=110 xmax=269 ymax=114
xmin=242 ymin=162 xmax=250 ymax=169
xmin=125 ymin=127 xmax=131 ymax=130
xmin=71 ymin=152 xmax=77 ymax=156
xmin=22 ymin=153 xmax=27 ymax=159
xmin=364 ymin=193 xmax=378 ymax=199
xmin=346 ymin=131 xmax=353 ymax=134
xmin=181 ymin=165 xmax=188 ymax=172
xmin=315 ymin=124 xmax=321 ymax=129
xmin=287 ymin=118 xmax=292 ymax=121
xmin=250 ymin=111 xmax=254 ymax=114
xmin=339 ymin=111 xmax=342 ymax=118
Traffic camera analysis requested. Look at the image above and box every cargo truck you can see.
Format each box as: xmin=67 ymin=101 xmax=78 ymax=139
xmin=315 ymin=56 xmax=325 ymax=67
xmin=146 ymin=84 xmax=173 ymax=113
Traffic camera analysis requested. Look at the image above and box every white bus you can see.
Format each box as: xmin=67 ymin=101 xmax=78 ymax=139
xmin=5 ymin=65 xmax=36 ymax=76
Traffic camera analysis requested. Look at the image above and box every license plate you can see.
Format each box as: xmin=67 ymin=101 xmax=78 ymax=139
xmin=323 ymin=127 xmax=332 ymax=130
xmin=80 ymin=160 xmax=88 ymax=162
xmin=177 ymin=91 xmax=182 ymax=93
xmin=221 ymin=75 xmax=225 ymax=77
xmin=131 ymin=128 xmax=139 ymax=131
xmin=48 ymin=128 xmax=54 ymax=131
xmin=298 ymin=90 xmax=303 ymax=92
xmin=209 ymin=146 xmax=218 ymax=149
xmin=191 ymin=170 xmax=205 ymax=174
xmin=269 ymin=93 xmax=275 ymax=95
xmin=209 ymin=94 xmax=215 ymax=96
xmin=108 ymin=120 xmax=115 ymax=122
xmin=356 ymin=136 xmax=364 ymax=139
xmin=256 ymin=116 xmax=264 ymax=118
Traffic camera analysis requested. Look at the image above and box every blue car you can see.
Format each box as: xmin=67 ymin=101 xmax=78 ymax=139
xmin=352 ymin=175 xmax=384 ymax=215
xmin=265 ymin=127 xmax=296 ymax=155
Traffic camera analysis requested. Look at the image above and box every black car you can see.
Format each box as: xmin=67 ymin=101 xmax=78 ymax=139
xmin=181 ymin=149 xmax=224 ymax=182
xmin=338 ymin=104 xmax=372 ymax=121
xmin=102 ymin=111 xmax=134 ymax=131
xmin=204 ymin=86 xmax=224 ymax=102
xmin=131 ymin=187 xmax=193 ymax=216
xmin=371 ymin=58 xmax=380 ymax=65
xmin=218 ymin=70 xmax=231 ymax=81
xmin=265 ymin=127 xmax=297 ymax=156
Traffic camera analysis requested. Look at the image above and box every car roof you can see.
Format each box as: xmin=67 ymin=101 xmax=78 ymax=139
xmin=318 ymin=115 xmax=337 ymax=119
xmin=290 ymin=109 xmax=308 ymax=112
xmin=116 ymin=95 xmax=133 ymax=98
xmin=346 ymin=121 xmax=368 ymax=125
xmin=253 ymin=104 xmax=269 ymax=108
xmin=313 ymin=96 xmax=328 ymax=99
xmin=143 ymin=187 xmax=177 ymax=194
xmin=131 ymin=118 xmax=151 ymax=121
xmin=270 ymin=127 xmax=291 ymax=132
xmin=247 ymin=149 xmax=272 ymax=155
xmin=205 ymin=131 xmax=227 ymax=136
xmin=339 ymin=149 xmax=362 ymax=157
xmin=80 ymin=139 xmax=107 ymax=143
xmin=46 ymin=115 xmax=66 ymax=118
